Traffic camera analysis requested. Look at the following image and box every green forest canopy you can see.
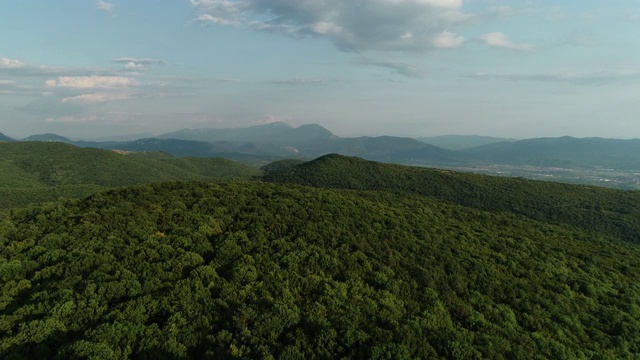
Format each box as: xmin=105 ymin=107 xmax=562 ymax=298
xmin=2 ymin=150 xmax=640 ymax=358
xmin=0 ymin=141 xmax=261 ymax=209
xmin=265 ymin=154 xmax=640 ymax=244
xmin=1 ymin=180 xmax=639 ymax=359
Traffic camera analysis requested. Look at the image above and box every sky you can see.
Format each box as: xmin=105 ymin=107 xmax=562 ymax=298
xmin=2 ymin=1 xmax=640 ymax=140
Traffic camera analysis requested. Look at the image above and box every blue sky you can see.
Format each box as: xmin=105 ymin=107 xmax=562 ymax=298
xmin=2 ymin=1 xmax=640 ymax=139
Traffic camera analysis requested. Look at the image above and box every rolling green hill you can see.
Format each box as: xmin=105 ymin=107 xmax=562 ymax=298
xmin=0 ymin=142 xmax=261 ymax=209
xmin=1 ymin=181 xmax=639 ymax=359
xmin=264 ymin=154 xmax=640 ymax=244
xmin=3 ymin=151 xmax=640 ymax=358
xmin=260 ymin=159 xmax=307 ymax=175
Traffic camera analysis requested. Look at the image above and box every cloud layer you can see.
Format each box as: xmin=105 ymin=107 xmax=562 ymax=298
xmin=1 ymin=55 xmax=173 ymax=121
xmin=466 ymin=68 xmax=640 ymax=85
xmin=479 ymin=32 xmax=533 ymax=51
xmin=45 ymin=76 xmax=136 ymax=89
xmin=113 ymin=57 xmax=164 ymax=70
xmin=191 ymin=0 xmax=470 ymax=51
xmin=96 ymin=1 xmax=114 ymax=13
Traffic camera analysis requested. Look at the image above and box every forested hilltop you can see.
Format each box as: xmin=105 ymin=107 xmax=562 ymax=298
xmin=265 ymin=154 xmax=640 ymax=244
xmin=2 ymin=152 xmax=640 ymax=358
xmin=0 ymin=142 xmax=261 ymax=209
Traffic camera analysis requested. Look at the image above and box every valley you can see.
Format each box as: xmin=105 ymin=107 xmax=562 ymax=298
xmin=429 ymin=163 xmax=640 ymax=190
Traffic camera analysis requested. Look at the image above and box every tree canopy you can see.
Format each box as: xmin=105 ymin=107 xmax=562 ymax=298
xmin=2 ymin=180 xmax=639 ymax=359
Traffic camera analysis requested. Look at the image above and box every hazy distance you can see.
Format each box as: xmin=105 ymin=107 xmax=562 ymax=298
xmin=2 ymin=1 xmax=639 ymax=140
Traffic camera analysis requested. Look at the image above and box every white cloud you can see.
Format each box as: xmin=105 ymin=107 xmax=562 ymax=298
xmin=258 ymin=114 xmax=290 ymax=124
xmin=62 ymin=93 xmax=131 ymax=104
xmin=432 ymin=30 xmax=464 ymax=48
xmin=413 ymin=0 xmax=462 ymax=9
xmin=194 ymin=13 xmax=242 ymax=26
xmin=112 ymin=57 xmax=163 ymax=70
xmin=96 ymin=1 xmax=114 ymax=12
xmin=190 ymin=0 xmax=470 ymax=51
xmin=0 ymin=57 xmax=102 ymax=77
xmin=479 ymin=32 xmax=533 ymax=51
xmin=0 ymin=80 xmax=17 ymax=85
xmin=191 ymin=0 xmax=245 ymax=26
xmin=45 ymin=76 xmax=136 ymax=88
xmin=1 ymin=57 xmax=27 ymax=69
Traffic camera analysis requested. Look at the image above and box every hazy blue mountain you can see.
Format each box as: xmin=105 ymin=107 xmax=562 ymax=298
xmin=0 ymin=132 xmax=16 ymax=142
xmin=298 ymin=135 xmax=472 ymax=164
xmin=465 ymin=136 xmax=640 ymax=169
xmin=156 ymin=121 xmax=294 ymax=142
xmin=21 ymin=125 xmax=640 ymax=171
xmin=264 ymin=123 xmax=339 ymax=145
xmin=417 ymin=135 xmax=516 ymax=151
xmin=157 ymin=122 xmax=339 ymax=147
xmin=89 ymin=124 xmax=470 ymax=166
xmin=23 ymin=133 xmax=73 ymax=143
xmin=75 ymin=132 xmax=155 ymax=142
xmin=99 ymin=138 xmax=299 ymax=161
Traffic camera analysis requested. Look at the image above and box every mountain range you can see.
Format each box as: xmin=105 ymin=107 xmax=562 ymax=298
xmin=464 ymin=136 xmax=640 ymax=169
xmin=416 ymin=135 xmax=517 ymax=151
xmin=6 ymin=122 xmax=640 ymax=173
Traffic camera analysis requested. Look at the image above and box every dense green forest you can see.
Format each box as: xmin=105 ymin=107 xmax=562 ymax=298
xmin=2 ymin=152 xmax=640 ymax=358
xmin=265 ymin=154 xmax=640 ymax=244
xmin=0 ymin=142 xmax=261 ymax=209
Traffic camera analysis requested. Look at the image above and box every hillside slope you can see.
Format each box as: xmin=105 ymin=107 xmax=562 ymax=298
xmin=264 ymin=154 xmax=640 ymax=243
xmin=0 ymin=132 xmax=16 ymax=142
xmin=0 ymin=142 xmax=261 ymax=209
xmin=1 ymin=181 xmax=639 ymax=358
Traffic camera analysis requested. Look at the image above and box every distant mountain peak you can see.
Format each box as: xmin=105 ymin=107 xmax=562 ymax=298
xmin=256 ymin=121 xmax=293 ymax=128
xmin=296 ymin=123 xmax=329 ymax=130
xmin=23 ymin=133 xmax=72 ymax=143
xmin=156 ymin=122 xmax=294 ymax=142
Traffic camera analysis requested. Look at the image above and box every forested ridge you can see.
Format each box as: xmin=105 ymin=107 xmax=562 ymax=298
xmin=0 ymin=142 xmax=261 ymax=209
xmin=265 ymin=154 xmax=640 ymax=244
